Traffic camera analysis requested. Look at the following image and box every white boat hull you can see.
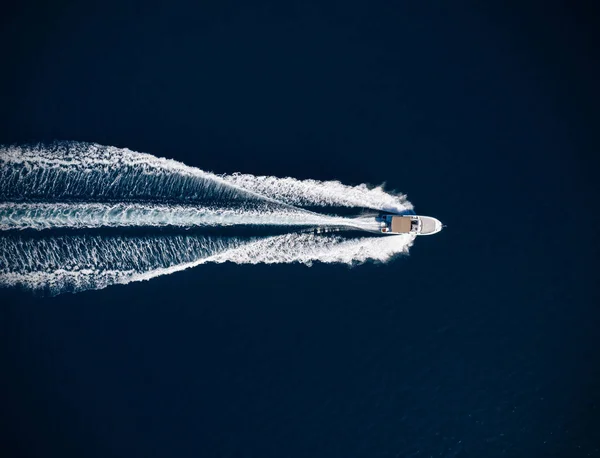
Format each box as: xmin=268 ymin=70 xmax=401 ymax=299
xmin=379 ymin=215 xmax=442 ymax=236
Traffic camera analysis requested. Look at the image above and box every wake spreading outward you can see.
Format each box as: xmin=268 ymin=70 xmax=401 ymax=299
xmin=0 ymin=142 xmax=416 ymax=294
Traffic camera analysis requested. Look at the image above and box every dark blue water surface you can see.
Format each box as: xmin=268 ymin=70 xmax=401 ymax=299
xmin=1 ymin=2 xmax=598 ymax=457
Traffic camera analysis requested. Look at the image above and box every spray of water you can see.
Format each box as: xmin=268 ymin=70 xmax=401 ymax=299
xmin=0 ymin=202 xmax=380 ymax=231
xmin=0 ymin=232 xmax=414 ymax=294
xmin=221 ymin=173 xmax=412 ymax=213
xmin=0 ymin=142 xmax=410 ymax=212
xmin=0 ymin=141 xmax=416 ymax=293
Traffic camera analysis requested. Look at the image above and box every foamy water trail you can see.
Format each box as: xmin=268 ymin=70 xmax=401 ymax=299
xmin=222 ymin=173 xmax=413 ymax=213
xmin=0 ymin=142 xmax=411 ymax=213
xmin=205 ymin=232 xmax=414 ymax=266
xmin=0 ymin=203 xmax=381 ymax=231
xmin=0 ymin=142 xmax=270 ymax=206
xmin=0 ymin=232 xmax=414 ymax=294
xmin=0 ymin=142 xmax=414 ymax=294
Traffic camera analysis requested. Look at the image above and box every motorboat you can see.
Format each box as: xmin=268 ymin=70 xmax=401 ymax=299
xmin=379 ymin=215 xmax=443 ymax=236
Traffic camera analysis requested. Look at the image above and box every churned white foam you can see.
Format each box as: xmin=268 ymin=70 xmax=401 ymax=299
xmin=205 ymin=232 xmax=414 ymax=266
xmin=0 ymin=234 xmax=244 ymax=294
xmin=0 ymin=142 xmax=412 ymax=213
xmin=221 ymin=173 xmax=413 ymax=213
xmin=0 ymin=203 xmax=381 ymax=231
xmin=0 ymin=232 xmax=413 ymax=294
xmin=0 ymin=142 xmax=273 ymax=205
xmin=0 ymin=141 xmax=416 ymax=295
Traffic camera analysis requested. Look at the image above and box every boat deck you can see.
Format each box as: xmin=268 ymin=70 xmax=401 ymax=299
xmin=390 ymin=217 xmax=412 ymax=233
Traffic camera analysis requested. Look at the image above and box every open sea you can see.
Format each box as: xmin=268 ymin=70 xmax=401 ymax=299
xmin=0 ymin=2 xmax=598 ymax=457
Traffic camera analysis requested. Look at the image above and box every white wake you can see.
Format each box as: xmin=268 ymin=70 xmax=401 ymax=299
xmin=0 ymin=232 xmax=414 ymax=294
xmin=222 ymin=173 xmax=413 ymax=213
xmin=0 ymin=142 xmax=411 ymax=213
xmin=0 ymin=203 xmax=381 ymax=231
xmin=0 ymin=141 xmax=417 ymax=294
